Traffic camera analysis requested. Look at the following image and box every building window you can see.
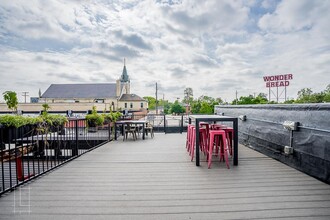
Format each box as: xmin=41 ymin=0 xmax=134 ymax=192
xmin=94 ymin=99 xmax=104 ymax=103
xmin=125 ymin=103 xmax=127 ymax=108
xmin=130 ymin=103 xmax=133 ymax=108
xmin=141 ymin=102 xmax=143 ymax=108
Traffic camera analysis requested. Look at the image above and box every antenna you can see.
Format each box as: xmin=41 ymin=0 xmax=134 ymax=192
xmin=124 ymin=58 xmax=126 ymax=66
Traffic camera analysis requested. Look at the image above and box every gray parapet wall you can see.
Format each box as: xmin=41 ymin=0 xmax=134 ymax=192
xmin=215 ymin=104 xmax=330 ymax=183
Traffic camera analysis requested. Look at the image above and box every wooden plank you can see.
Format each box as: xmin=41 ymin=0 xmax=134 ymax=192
xmin=0 ymin=133 xmax=330 ymax=220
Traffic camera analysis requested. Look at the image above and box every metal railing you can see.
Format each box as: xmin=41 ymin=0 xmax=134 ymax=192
xmin=0 ymin=119 xmax=112 ymax=196
xmin=120 ymin=113 xmax=189 ymax=133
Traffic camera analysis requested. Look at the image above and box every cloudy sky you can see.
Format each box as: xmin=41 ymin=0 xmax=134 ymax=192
xmin=0 ymin=0 xmax=329 ymax=103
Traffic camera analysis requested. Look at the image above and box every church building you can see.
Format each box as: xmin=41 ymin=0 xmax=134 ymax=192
xmin=41 ymin=60 xmax=148 ymax=112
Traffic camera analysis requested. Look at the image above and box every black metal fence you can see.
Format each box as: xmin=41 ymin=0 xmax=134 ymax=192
xmin=0 ymin=119 xmax=112 ymax=196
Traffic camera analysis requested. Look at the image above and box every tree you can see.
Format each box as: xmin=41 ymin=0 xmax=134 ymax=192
xmin=143 ymin=96 xmax=156 ymax=110
xmin=254 ymin=93 xmax=268 ymax=104
xmin=231 ymin=94 xmax=268 ymax=105
xmin=216 ymin=97 xmax=224 ymax=104
xmin=296 ymin=88 xmax=313 ymax=103
xmin=324 ymin=84 xmax=330 ymax=102
xmin=233 ymin=95 xmax=254 ymax=105
xmin=284 ymin=99 xmax=295 ymax=104
xmin=162 ymin=101 xmax=172 ymax=114
xmin=3 ymin=91 xmax=18 ymax=112
xmin=191 ymin=100 xmax=201 ymax=113
xmin=199 ymin=102 xmax=213 ymax=114
xmin=170 ymin=100 xmax=185 ymax=114
xmin=190 ymin=95 xmax=220 ymax=114
xmin=183 ymin=88 xmax=193 ymax=104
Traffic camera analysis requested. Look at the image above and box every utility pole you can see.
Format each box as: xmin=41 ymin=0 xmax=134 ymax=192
xmin=155 ymin=82 xmax=158 ymax=115
xmin=235 ymin=90 xmax=238 ymax=105
xmin=22 ymin=92 xmax=29 ymax=103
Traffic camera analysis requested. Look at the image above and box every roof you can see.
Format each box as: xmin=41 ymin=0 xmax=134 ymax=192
xmin=42 ymin=84 xmax=117 ymax=99
xmin=119 ymin=94 xmax=145 ymax=101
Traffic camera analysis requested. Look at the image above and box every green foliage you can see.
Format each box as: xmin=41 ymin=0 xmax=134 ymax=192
xmin=42 ymin=114 xmax=68 ymax=127
xmin=191 ymin=100 xmax=201 ymax=113
xmin=163 ymin=101 xmax=171 ymax=114
xmin=295 ymin=88 xmax=314 ymax=103
xmin=231 ymin=94 xmax=268 ymax=105
xmin=0 ymin=115 xmax=31 ymax=128
xmin=199 ymin=102 xmax=213 ymax=114
xmin=112 ymin=111 xmax=122 ymax=121
xmin=102 ymin=111 xmax=122 ymax=123
xmin=295 ymin=85 xmax=330 ymax=103
xmin=42 ymin=103 xmax=50 ymax=112
xmin=170 ymin=101 xmax=185 ymax=114
xmin=143 ymin=96 xmax=156 ymax=110
xmin=283 ymin=99 xmax=295 ymax=104
xmin=91 ymin=105 xmax=97 ymax=114
xmin=324 ymin=93 xmax=330 ymax=102
xmin=190 ymin=95 xmax=220 ymax=114
xmin=86 ymin=106 xmax=104 ymax=127
xmin=86 ymin=114 xmax=104 ymax=127
xmin=0 ymin=114 xmax=66 ymax=128
xmin=3 ymin=91 xmax=18 ymax=112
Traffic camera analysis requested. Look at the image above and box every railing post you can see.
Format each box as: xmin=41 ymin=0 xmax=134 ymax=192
xmin=1 ymin=126 xmax=5 ymax=193
xmin=163 ymin=114 xmax=166 ymax=134
xmin=181 ymin=114 xmax=183 ymax=134
xmin=73 ymin=119 xmax=78 ymax=156
xmin=108 ymin=123 xmax=111 ymax=141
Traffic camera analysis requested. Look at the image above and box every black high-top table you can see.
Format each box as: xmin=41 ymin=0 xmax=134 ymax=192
xmin=189 ymin=115 xmax=238 ymax=166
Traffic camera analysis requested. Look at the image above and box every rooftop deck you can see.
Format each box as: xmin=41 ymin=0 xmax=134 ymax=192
xmin=1 ymin=133 xmax=330 ymax=219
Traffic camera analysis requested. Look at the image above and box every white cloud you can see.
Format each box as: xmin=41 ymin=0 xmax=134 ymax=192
xmin=258 ymin=0 xmax=330 ymax=34
xmin=0 ymin=0 xmax=329 ymax=103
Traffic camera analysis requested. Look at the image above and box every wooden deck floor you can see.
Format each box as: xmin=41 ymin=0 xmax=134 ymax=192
xmin=0 ymin=133 xmax=330 ymax=220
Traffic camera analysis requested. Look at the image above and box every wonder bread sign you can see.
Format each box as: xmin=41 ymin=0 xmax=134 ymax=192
xmin=263 ymin=74 xmax=293 ymax=87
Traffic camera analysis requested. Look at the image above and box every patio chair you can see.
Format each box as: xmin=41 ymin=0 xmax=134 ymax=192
xmin=123 ymin=123 xmax=137 ymax=141
xmin=145 ymin=122 xmax=154 ymax=138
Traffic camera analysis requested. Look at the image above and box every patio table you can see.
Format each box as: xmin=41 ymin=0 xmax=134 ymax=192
xmin=189 ymin=115 xmax=238 ymax=166
xmin=114 ymin=120 xmax=147 ymax=140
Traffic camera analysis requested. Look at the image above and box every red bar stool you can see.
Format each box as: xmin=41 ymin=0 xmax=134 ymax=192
xmin=210 ymin=124 xmax=226 ymax=130
xmin=222 ymin=127 xmax=234 ymax=156
xmin=199 ymin=127 xmax=208 ymax=155
xmin=207 ymin=129 xmax=230 ymax=169
xmin=199 ymin=122 xmax=210 ymax=134
xmin=186 ymin=124 xmax=194 ymax=152
xmin=211 ymin=124 xmax=234 ymax=156
xmin=189 ymin=127 xmax=196 ymax=160
xmin=189 ymin=126 xmax=208 ymax=161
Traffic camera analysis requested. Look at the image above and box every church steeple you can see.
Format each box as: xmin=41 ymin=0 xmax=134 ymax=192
xmin=120 ymin=58 xmax=130 ymax=83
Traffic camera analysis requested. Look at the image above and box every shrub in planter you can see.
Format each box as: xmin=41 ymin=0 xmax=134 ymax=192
xmin=41 ymin=114 xmax=68 ymax=133
xmin=0 ymin=115 xmax=43 ymax=143
xmin=86 ymin=112 xmax=104 ymax=132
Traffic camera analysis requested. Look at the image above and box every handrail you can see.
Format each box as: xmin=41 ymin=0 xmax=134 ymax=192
xmin=0 ymin=118 xmax=111 ymax=196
